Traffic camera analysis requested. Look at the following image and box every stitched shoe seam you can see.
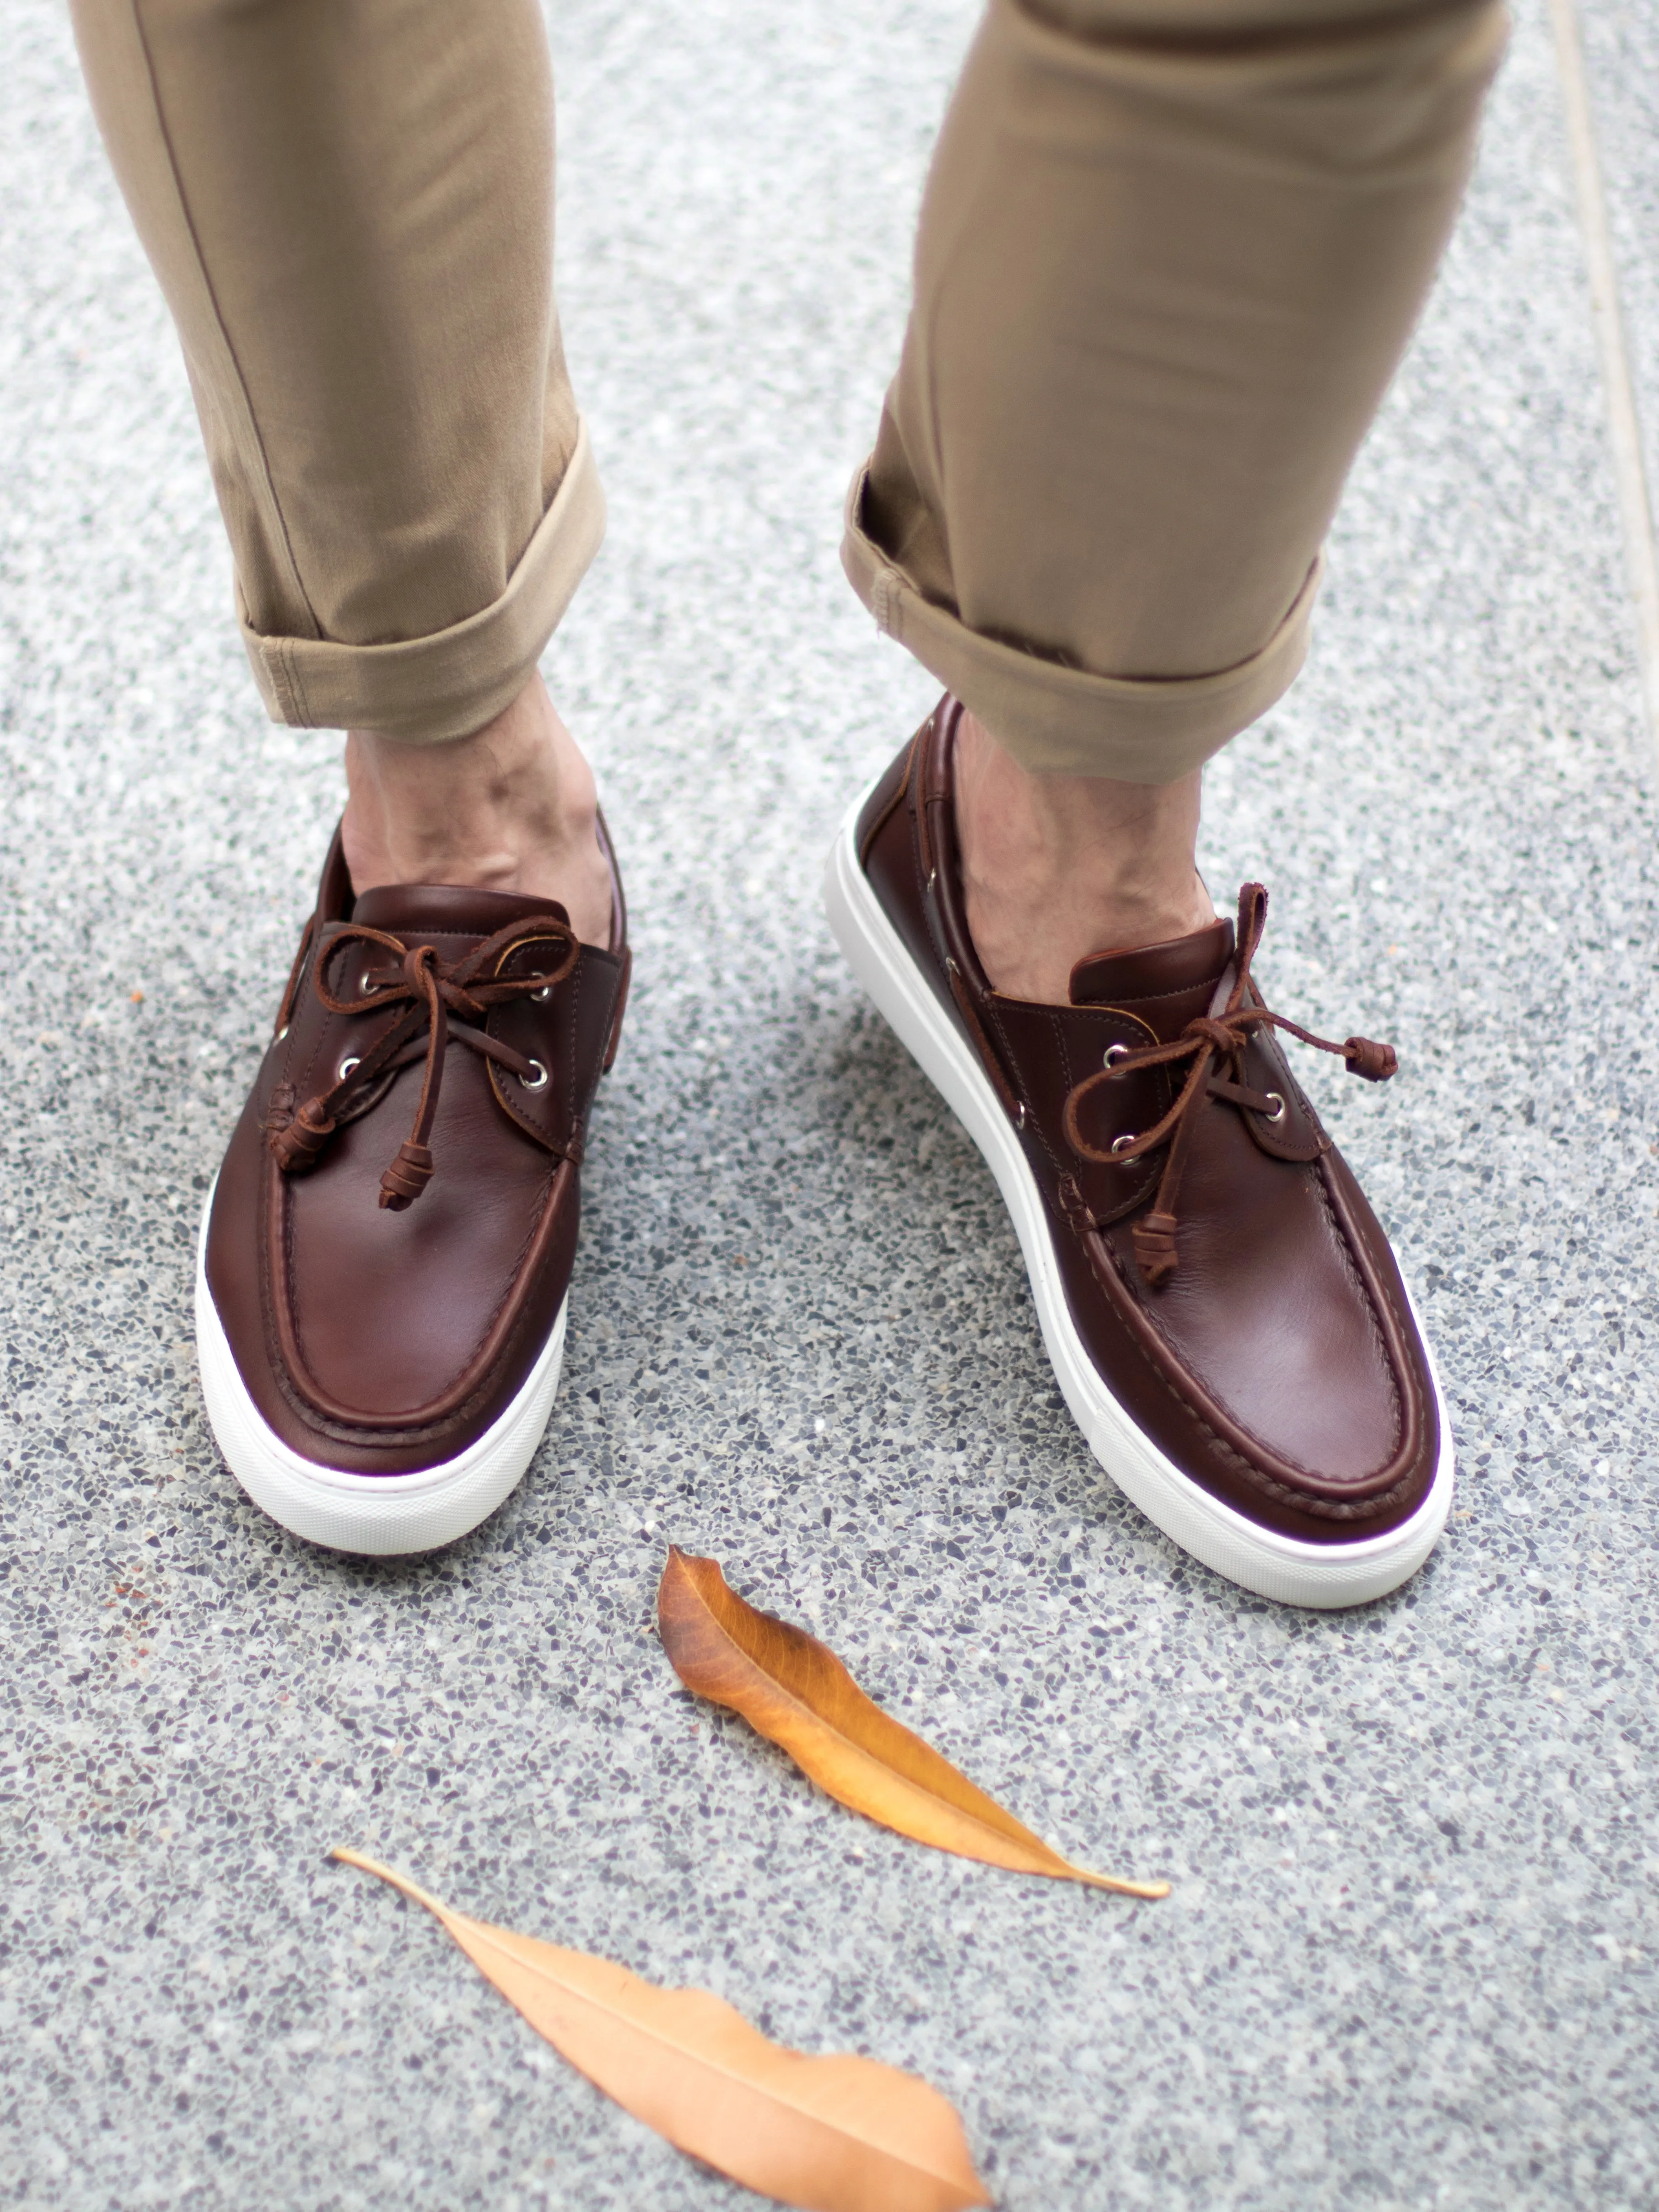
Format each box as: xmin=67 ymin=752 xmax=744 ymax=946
xmin=1309 ymin=1156 xmax=1406 ymax=1463
xmin=1324 ymin=1156 xmax=1431 ymax=1459
xmin=857 ymin=739 xmax=915 ymax=866
xmin=1076 ymin=1226 xmax=1419 ymax=1523
xmin=1081 ymin=978 xmax=1228 ymax=1012
xmin=266 ymin=1169 xmax=559 ymax=1447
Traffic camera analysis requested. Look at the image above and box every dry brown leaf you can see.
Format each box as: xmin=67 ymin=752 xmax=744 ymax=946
xmin=333 ymin=1849 xmax=988 ymax=2212
xmin=657 ymin=1548 xmax=1169 ymax=1900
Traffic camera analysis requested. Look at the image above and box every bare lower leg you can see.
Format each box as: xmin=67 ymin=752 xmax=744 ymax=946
xmin=341 ymin=671 xmax=613 ymax=947
xmin=954 ymin=707 xmax=1215 ymax=1003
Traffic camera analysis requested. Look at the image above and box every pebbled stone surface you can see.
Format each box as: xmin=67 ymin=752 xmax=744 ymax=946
xmin=0 ymin=0 xmax=1655 ymax=2207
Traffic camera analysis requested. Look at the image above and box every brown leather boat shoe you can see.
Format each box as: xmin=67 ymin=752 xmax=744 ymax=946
xmin=194 ymin=825 xmax=630 ymax=1555
xmin=823 ymin=696 xmax=1451 ymax=1607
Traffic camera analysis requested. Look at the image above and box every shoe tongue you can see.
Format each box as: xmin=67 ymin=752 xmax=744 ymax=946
xmin=1069 ymin=917 xmax=1234 ymax=1042
xmin=349 ymin=882 xmax=571 ymax=941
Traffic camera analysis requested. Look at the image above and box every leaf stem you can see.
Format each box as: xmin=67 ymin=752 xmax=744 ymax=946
xmin=1076 ymin=1869 xmax=1172 ymax=1900
xmin=331 ymin=1846 xmax=451 ymax=1921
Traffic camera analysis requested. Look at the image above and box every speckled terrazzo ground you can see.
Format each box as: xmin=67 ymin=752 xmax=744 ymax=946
xmin=2 ymin=0 xmax=1657 ymax=2207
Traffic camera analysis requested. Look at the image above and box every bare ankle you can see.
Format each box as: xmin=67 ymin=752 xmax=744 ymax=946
xmin=954 ymin=706 xmax=1214 ymax=1003
xmin=341 ymin=672 xmax=613 ymax=947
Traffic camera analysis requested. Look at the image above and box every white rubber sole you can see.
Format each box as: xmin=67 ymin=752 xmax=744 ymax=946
xmin=823 ymin=789 xmax=1454 ymax=1609
xmin=194 ymin=1191 xmax=566 ymax=1556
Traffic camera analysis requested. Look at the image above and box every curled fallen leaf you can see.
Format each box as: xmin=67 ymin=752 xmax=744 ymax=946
xmin=657 ymin=1549 xmax=1168 ymax=1900
xmin=334 ymin=1850 xmax=987 ymax=2212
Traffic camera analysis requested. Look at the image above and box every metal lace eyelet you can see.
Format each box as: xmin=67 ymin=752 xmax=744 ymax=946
xmin=1104 ymin=1043 xmax=1131 ymax=1070
xmin=275 ymin=1024 xmax=289 ymax=1043
xmin=530 ymin=971 xmax=551 ymax=1001
xmin=1110 ymin=1132 xmax=1137 ymax=1157
xmin=337 ymin=1055 xmax=360 ymax=1083
xmin=1013 ymin=1100 xmax=1027 ymax=1130
xmin=1265 ymin=1091 xmax=1287 ymax=1126
xmin=927 ymin=867 xmax=938 ymax=894
xmin=518 ymin=1058 xmax=549 ymax=1093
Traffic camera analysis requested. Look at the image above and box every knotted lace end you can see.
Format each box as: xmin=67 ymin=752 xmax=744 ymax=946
xmin=378 ymin=1141 xmax=435 ymax=1211
xmin=1131 ymin=1210 xmax=1180 ymax=1287
xmin=1343 ymin=1036 xmax=1397 ymax=1082
xmin=269 ymin=1098 xmax=335 ymax=1174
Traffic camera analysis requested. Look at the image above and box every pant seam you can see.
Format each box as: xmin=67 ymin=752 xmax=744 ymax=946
xmin=126 ymin=0 xmax=322 ymax=645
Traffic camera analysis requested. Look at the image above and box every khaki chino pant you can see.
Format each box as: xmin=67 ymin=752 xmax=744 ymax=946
xmin=72 ymin=0 xmax=1506 ymax=778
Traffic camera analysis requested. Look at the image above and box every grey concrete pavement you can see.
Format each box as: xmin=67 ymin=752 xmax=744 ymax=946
xmin=2 ymin=0 xmax=1657 ymax=2206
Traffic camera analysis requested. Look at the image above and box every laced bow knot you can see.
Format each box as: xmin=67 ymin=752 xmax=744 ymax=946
xmin=1059 ymin=883 xmax=1396 ymax=1288
xmin=266 ymin=914 xmax=579 ymax=1210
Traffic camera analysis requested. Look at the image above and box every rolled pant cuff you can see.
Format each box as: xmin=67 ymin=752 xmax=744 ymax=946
xmin=840 ymin=462 xmax=1319 ymax=783
xmin=240 ymin=420 xmax=607 ymax=743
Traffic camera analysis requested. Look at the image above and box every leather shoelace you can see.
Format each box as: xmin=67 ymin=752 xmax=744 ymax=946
xmin=1061 ymin=883 xmax=1396 ymax=1288
xmin=267 ymin=916 xmax=578 ymax=1211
